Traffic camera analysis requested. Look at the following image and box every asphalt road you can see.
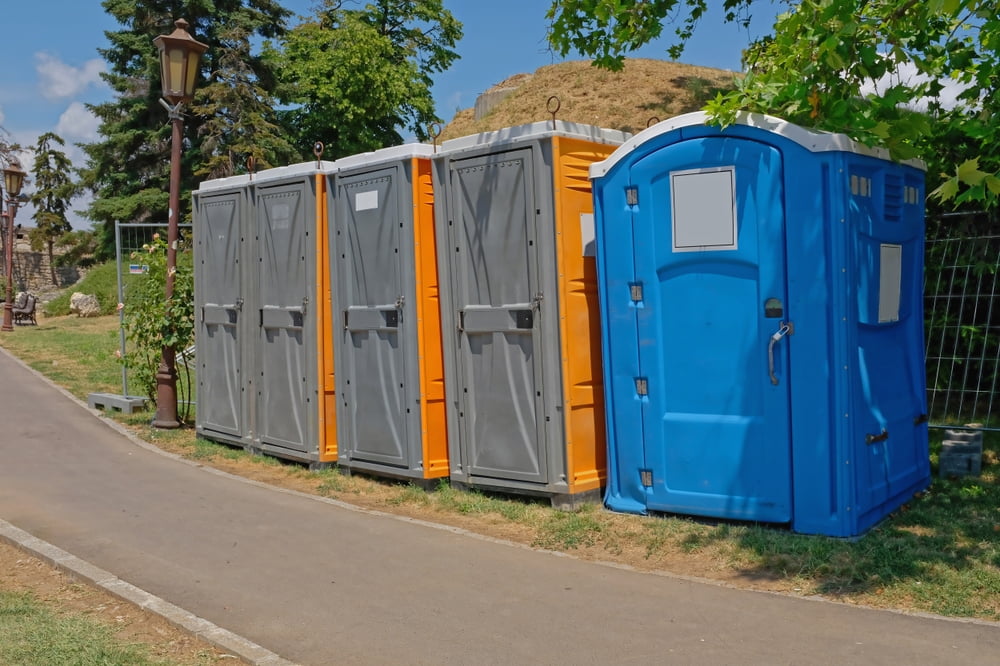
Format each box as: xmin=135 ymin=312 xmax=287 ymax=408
xmin=0 ymin=348 xmax=997 ymax=665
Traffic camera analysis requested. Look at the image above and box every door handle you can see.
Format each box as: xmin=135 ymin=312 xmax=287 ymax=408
xmin=768 ymin=321 xmax=793 ymax=385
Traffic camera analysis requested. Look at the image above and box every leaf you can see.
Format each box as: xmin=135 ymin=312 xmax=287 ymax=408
xmin=930 ymin=177 xmax=960 ymax=202
xmin=985 ymin=175 xmax=1000 ymax=196
xmin=956 ymin=157 xmax=989 ymax=186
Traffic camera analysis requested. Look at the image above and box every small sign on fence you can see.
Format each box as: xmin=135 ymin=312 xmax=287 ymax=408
xmin=128 ymin=264 xmax=149 ymax=274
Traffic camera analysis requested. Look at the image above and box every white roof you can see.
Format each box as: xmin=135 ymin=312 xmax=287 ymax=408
xmin=334 ymin=143 xmax=436 ymax=173
xmin=439 ymin=120 xmax=630 ymax=154
xmin=196 ymin=172 xmax=252 ymax=193
xmin=252 ymin=160 xmax=339 ymax=185
xmin=589 ymin=111 xmax=925 ymax=179
xmin=196 ymin=160 xmax=339 ymax=191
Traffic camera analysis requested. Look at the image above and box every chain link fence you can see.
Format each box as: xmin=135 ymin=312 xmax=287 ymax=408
xmin=924 ymin=217 xmax=999 ymax=431
xmin=115 ymin=222 xmax=194 ymax=413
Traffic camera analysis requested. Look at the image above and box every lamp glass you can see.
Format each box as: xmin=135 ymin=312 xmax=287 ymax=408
xmin=3 ymin=167 xmax=25 ymax=199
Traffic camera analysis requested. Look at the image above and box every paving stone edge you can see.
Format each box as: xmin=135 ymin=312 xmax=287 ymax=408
xmin=0 ymin=518 xmax=297 ymax=666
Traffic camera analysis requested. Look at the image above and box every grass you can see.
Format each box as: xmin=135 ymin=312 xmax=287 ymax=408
xmin=1 ymin=314 xmax=999 ymax=623
xmin=0 ymin=590 xmax=166 ymax=666
xmin=43 ymin=261 xmax=120 ymax=317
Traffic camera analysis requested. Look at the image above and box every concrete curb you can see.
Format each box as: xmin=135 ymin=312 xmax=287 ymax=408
xmin=0 ymin=518 xmax=296 ymax=666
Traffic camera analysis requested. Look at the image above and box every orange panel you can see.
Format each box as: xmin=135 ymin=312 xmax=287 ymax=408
xmin=412 ymin=157 xmax=450 ymax=478
xmin=315 ymin=173 xmax=337 ymax=462
xmin=551 ymin=136 xmax=615 ymax=494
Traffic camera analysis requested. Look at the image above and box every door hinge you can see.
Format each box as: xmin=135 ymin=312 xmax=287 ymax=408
xmin=626 ymin=186 xmax=639 ymax=206
xmin=635 ymin=377 xmax=648 ymax=396
xmin=640 ymin=468 xmax=653 ymax=488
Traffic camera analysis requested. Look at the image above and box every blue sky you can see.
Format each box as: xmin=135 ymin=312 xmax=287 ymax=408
xmin=1 ymin=1 xmax=778 ymax=228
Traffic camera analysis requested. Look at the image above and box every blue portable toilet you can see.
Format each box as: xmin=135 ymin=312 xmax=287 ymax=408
xmin=590 ymin=112 xmax=930 ymax=537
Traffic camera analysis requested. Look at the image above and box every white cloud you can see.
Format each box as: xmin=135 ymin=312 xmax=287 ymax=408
xmin=35 ymin=53 xmax=105 ymax=101
xmin=56 ymin=102 xmax=100 ymax=141
xmin=861 ymin=61 xmax=974 ymax=112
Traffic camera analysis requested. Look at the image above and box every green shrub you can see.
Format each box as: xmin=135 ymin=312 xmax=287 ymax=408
xmin=120 ymin=233 xmax=194 ymax=406
xmin=43 ymin=261 xmax=120 ymax=316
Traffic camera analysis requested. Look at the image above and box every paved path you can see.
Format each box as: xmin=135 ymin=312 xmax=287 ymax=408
xmin=0 ymin=348 xmax=997 ymax=665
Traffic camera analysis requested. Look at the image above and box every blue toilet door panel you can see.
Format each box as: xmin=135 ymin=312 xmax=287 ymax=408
xmin=630 ymin=137 xmax=792 ymax=522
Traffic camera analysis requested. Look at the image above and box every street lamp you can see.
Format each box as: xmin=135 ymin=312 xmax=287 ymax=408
xmin=2 ymin=160 xmax=26 ymax=333
xmin=151 ymin=18 xmax=207 ymax=428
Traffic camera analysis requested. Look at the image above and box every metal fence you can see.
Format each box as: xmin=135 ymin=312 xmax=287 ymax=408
xmin=924 ymin=233 xmax=1000 ymax=430
xmin=114 ymin=221 xmax=193 ymax=409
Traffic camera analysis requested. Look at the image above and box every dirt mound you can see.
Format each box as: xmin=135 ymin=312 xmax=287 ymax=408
xmin=438 ymin=58 xmax=739 ymax=141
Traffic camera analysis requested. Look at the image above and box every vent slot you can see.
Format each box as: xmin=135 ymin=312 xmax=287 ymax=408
xmin=884 ymin=174 xmax=903 ymax=222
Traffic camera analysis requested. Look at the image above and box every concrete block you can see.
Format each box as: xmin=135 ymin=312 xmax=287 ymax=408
xmin=87 ymin=393 xmax=147 ymax=414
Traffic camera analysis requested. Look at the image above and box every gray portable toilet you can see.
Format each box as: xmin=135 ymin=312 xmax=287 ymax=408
xmin=432 ymin=121 xmax=629 ymax=504
xmin=252 ymin=162 xmax=338 ymax=464
xmin=329 ymin=144 xmax=449 ymax=482
xmin=194 ymin=161 xmax=339 ymax=465
xmin=193 ymin=173 xmax=255 ymax=448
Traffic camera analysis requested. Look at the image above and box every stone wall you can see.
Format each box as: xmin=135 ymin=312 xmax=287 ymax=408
xmin=7 ymin=237 xmax=81 ymax=293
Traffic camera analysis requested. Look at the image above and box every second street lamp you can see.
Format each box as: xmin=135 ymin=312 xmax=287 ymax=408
xmin=2 ymin=160 xmax=27 ymax=333
xmin=151 ymin=18 xmax=208 ymax=428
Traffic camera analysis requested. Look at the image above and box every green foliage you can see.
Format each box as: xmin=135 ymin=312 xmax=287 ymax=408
xmin=547 ymin=0 xmax=753 ymax=70
xmin=264 ymin=0 xmax=463 ymax=159
xmin=549 ymin=0 xmax=1000 ymax=212
xmin=190 ymin=21 xmax=300 ymax=177
xmin=53 ymin=229 xmax=99 ymax=269
xmin=119 ymin=233 xmax=195 ymax=406
xmin=81 ymin=1 xmax=292 ymax=258
xmin=43 ymin=261 xmax=120 ymax=317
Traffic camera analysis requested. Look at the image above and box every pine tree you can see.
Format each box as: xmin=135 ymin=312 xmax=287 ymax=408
xmin=80 ymin=0 xmax=291 ymax=258
xmin=190 ymin=22 xmax=300 ymax=179
xmin=29 ymin=133 xmax=77 ymax=285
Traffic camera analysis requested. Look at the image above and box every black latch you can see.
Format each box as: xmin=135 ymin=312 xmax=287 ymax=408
xmin=384 ymin=310 xmax=399 ymax=328
xmin=514 ymin=309 xmax=533 ymax=329
xmin=865 ymin=429 xmax=889 ymax=444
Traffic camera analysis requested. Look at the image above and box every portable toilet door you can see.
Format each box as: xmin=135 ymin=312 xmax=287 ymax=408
xmin=193 ymin=174 xmax=255 ymax=448
xmin=329 ymin=144 xmax=449 ymax=481
xmin=433 ymin=121 xmax=628 ymax=504
xmin=591 ymin=112 xmax=929 ymax=536
xmin=598 ymin=116 xmax=793 ymax=523
xmin=252 ymin=162 xmax=338 ymax=465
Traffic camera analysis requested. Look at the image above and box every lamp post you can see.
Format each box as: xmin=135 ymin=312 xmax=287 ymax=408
xmin=151 ymin=18 xmax=208 ymax=428
xmin=2 ymin=161 xmax=26 ymax=333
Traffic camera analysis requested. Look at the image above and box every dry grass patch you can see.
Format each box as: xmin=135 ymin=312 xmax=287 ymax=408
xmin=439 ymin=58 xmax=739 ymax=140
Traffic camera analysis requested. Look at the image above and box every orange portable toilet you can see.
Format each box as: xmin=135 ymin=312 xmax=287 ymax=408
xmin=431 ymin=122 xmax=629 ymax=506
xmin=328 ymin=145 xmax=448 ymax=482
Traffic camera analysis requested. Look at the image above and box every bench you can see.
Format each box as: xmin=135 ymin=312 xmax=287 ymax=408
xmin=13 ymin=293 xmax=37 ymax=325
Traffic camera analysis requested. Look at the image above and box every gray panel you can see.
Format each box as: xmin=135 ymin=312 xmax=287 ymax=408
xmin=195 ymin=192 xmax=244 ymax=439
xmin=450 ymin=150 xmax=547 ymax=484
xmin=336 ymin=168 xmax=408 ymax=467
xmin=256 ymin=183 xmax=312 ymax=454
xmin=345 ymin=307 xmax=399 ymax=331
xmin=878 ymin=244 xmax=902 ymax=323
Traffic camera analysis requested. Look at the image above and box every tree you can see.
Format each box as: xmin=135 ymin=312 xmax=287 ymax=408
xmin=0 ymin=126 xmax=21 ymax=171
xmin=265 ymin=0 xmax=463 ymax=160
xmin=29 ymin=133 xmax=77 ymax=285
xmin=190 ymin=22 xmax=300 ymax=178
xmin=547 ymin=0 xmax=753 ymax=70
xmin=547 ymin=0 xmax=1000 ymax=211
xmin=80 ymin=0 xmax=292 ymax=259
